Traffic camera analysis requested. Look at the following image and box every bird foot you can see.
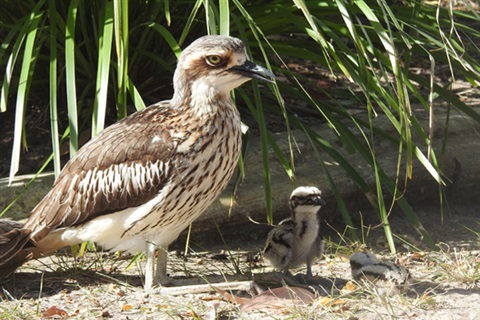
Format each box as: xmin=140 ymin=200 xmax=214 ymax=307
xmin=148 ymin=273 xmax=256 ymax=295
xmin=151 ymin=280 xmax=255 ymax=295
xmin=158 ymin=275 xmax=175 ymax=287
xmin=292 ymin=273 xmax=318 ymax=284
xmin=144 ymin=275 xmax=175 ymax=292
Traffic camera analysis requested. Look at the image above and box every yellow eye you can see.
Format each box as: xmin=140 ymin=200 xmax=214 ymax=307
xmin=206 ymin=55 xmax=224 ymax=66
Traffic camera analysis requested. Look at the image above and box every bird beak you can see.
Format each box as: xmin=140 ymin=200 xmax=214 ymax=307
xmin=231 ymin=60 xmax=275 ymax=83
xmin=313 ymin=196 xmax=326 ymax=207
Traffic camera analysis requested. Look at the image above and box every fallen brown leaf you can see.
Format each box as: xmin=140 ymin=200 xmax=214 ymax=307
xmin=42 ymin=306 xmax=68 ymax=318
xmin=341 ymin=281 xmax=358 ymax=293
xmin=411 ymin=252 xmax=426 ymax=261
xmin=213 ymin=287 xmax=249 ymax=305
xmin=199 ymin=295 xmax=223 ymax=302
xmin=240 ymin=287 xmax=315 ymax=313
xmin=121 ymin=304 xmax=134 ymax=311
xmin=215 ymin=285 xmax=315 ymax=313
xmin=316 ymin=296 xmax=347 ymax=307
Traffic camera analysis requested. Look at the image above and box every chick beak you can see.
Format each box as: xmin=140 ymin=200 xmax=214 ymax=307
xmin=316 ymin=197 xmax=326 ymax=206
xmin=312 ymin=196 xmax=326 ymax=207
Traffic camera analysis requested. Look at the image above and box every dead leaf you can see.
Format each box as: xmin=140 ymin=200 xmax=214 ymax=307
xmin=341 ymin=281 xmax=358 ymax=293
xmin=317 ymin=296 xmax=333 ymax=306
xmin=411 ymin=252 xmax=426 ymax=261
xmin=121 ymin=304 xmax=134 ymax=311
xmin=213 ymin=287 xmax=249 ymax=305
xmin=215 ymin=285 xmax=315 ymax=313
xmin=240 ymin=287 xmax=315 ymax=312
xmin=42 ymin=306 xmax=68 ymax=318
xmin=199 ymin=295 xmax=223 ymax=302
xmin=316 ymin=296 xmax=347 ymax=307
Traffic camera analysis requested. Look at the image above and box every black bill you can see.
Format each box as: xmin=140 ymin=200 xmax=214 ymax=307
xmin=231 ymin=60 xmax=275 ymax=83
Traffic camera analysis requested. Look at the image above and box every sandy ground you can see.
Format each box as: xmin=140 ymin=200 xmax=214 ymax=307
xmin=1 ymin=203 xmax=479 ymax=320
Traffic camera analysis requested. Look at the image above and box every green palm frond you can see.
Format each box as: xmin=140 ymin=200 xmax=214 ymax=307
xmin=1 ymin=0 xmax=479 ymax=252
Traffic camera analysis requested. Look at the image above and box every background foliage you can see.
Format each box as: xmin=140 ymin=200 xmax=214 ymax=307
xmin=1 ymin=0 xmax=479 ymax=252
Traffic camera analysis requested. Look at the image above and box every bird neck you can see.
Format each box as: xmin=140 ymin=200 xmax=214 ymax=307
xmin=171 ymin=70 xmax=233 ymax=116
xmin=172 ymin=87 xmax=231 ymax=116
xmin=292 ymin=208 xmax=320 ymax=240
xmin=292 ymin=207 xmax=320 ymax=225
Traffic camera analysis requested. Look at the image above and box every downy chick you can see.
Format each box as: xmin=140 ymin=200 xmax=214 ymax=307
xmin=263 ymin=186 xmax=326 ymax=277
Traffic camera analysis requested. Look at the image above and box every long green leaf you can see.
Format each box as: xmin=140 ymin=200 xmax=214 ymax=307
xmin=0 ymin=15 xmax=27 ymax=113
xmin=49 ymin=0 xmax=61 ymax=178
xmin=204 ymin=1 xmax=218 ymax=35
xmin=127 ymin=76 xmax=146 ymax=111
xmin=113 ymin=0 xmax=129 ymax=119
xmin=178 ymin=0 xmax=204 ymax=46
xmin=65 ymin=0 xmax=80 ymax=157
xmin=9 ymin=2 xmax=45 ymax=183
xmin=163 ymin=0 xmax=171 ymax=26
xmin=219 ymin=0 xmax=229 ymax=36
xmin=147 ymin=23 xmax=181 ymax=58
xmin=92 ymin=0 xmax=114 ymax=136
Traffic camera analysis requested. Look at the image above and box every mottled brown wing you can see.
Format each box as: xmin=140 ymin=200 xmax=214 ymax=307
xmin=23 ymin=103 xmax=179 ymax=242
xmin=0 ymin=226 xmax=33 ymax=275
xmin=0 ymin=219 xmax=24 ymax=234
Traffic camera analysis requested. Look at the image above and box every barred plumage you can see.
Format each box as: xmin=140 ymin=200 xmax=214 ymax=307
xmin=0 ymin=35 xmax=274 ymax=290
xmin=349 ymin=252 xmax=410 ymax=284
xmin=263 ymin=186 xmax=326 ymax=277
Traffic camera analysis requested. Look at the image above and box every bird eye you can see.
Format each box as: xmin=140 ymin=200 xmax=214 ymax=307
xmin=206 ymin=55 xmax=224 ymax=66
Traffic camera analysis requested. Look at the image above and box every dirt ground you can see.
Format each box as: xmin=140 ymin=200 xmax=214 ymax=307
xmin=1 ymin=201 xmax=479 ymax=319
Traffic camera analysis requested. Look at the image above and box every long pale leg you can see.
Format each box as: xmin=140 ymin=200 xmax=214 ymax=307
xmin=144 ymin=241 xmax=156 ymax=291
xmin=155 ymin=245 xmax=169 ymax=285
xmin=306 ymin=262 xmax=313 ymax=278
xmin=317 ymin=238 xmax=325 ymax=260
xmin=306 ymin=237 xmax=325 ymax=278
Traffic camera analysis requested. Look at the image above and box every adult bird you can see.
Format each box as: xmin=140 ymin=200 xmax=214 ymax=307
xmin=0 ymin=35 xmax=275 ymax=290
xmin=263 ymin=186 xmax=326 ymax=277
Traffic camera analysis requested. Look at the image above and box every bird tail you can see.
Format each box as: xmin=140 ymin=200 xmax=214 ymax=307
xmin=0 ymin=219 xmax=34 ymax=277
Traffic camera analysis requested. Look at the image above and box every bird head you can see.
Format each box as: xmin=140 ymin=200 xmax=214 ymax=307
xmin=289 ymin=186 xmax=326 ymax=214
xmin=172 ymin=35 xmax=275 ymax=109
